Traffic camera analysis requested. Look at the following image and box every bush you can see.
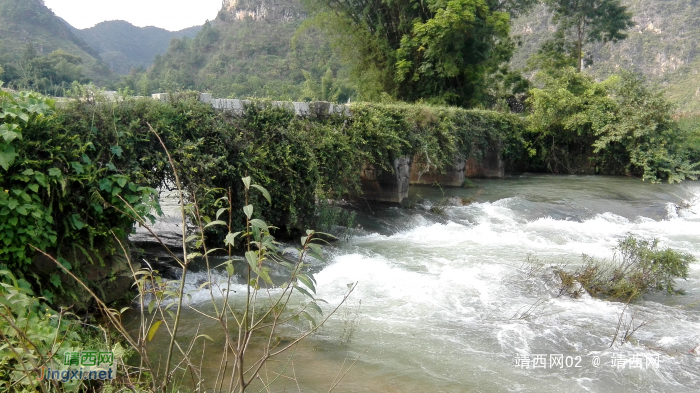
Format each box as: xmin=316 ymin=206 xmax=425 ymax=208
xmin=557 ymin=235 xmax=695 ymax=301
xmin=0 ymin=270 xmax=82 ymax=391
xmin=526 ymin=68 xmax=700 ymax=182
xmin=0 ymin=87 xmax=160 ymax=305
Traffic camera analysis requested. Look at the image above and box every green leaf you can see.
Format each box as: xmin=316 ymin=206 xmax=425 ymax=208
xmin=22 ymin=168 xmax=34 ymax=176
xmin=27 ymin=184 xmax=39 ymax=193
xmin=294 ymin=285 xmax=314 ymax=300
xmin=300 ymin=310 xmax=316 ymax=327
xmin=111 ymin=145 xmax=123 ymax=157
xmin=98 ymin=178 xmax=112 ymax=191
xmin=0 ymin=123 xmax=20 ymax=143
xmin=225 ymin=264 xmax=234 ymax=277
xmin=70 ymin=214 xmax=85 ymax=230
xmin=186 ymin=252 xmax=202 ymax=260
xmin=243 ymin=204 xmax=253 ymax=219
xmin=224 ymin=232 xmax=241 ymax=247
xmin=15 ymin=205 xmax=27 ymax=215
xmin=250 ymin=184 xmax=272 ymax=205
xmin=57 ymin=257 xmax=72 ymax=271
xmin=106 ymin=162 xmax=117 ymax=171
xmin=48 ymin=168 xmax=61 ymax=177
xmin=197 ymin=334 xmax=214 ymax=342
xmin=216 ymin=207 xmax=227 ymax=220
xmin=34 ymin=172 xmax=46 ymax=187
xmin=81 ymin=154 xmax=92 ymax=165
xmin=297 ymin=274 xmax=316 ymax=293
xmin=148 ymin=299 xmax=156 ymax=314
xmin=242 ymin=176 xmax=251 ymax=190
xmin=250 ymin=218 xmax=268 ymax=232
xmin=147 ymin=320 xmax=163 ymax=341
xmin=50 ymin=274 xmax=61 ymax=288
xmin=204 ymin=220 xmax=227 ymax=229
xmin=70 ymin=161 xmax=84 ymax=174
xmin=116 ymin=176 xmax=127 ymax=188
xmin=245 ymin=251 xmax=258 ymax=270
xmin=0 ymin=145 xmax=17 ymax=171
xmin=307 ymin=301 xmax=323 ymax=316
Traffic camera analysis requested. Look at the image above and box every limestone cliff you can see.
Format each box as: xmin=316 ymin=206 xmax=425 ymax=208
xmin=223 ymin=0 xmax=307 ymax=22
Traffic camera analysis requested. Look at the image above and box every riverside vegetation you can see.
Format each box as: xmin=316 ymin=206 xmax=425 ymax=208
xmin=3 ymin=37 xmax=700 ymax=384
xmin=2 ymin=0 xmax=700 ymax=390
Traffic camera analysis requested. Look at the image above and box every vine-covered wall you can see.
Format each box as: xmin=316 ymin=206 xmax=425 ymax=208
xmin=2 ymin=91 xmax=526 ymax=307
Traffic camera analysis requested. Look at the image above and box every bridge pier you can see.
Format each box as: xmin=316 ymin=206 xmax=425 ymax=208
xmin=409 ymin=156 xmax=466 ymax=187
xmin=465 ymin=145 xmax=504 ymax=178
xmin=360 ymin=156 xmax=412 ymax=203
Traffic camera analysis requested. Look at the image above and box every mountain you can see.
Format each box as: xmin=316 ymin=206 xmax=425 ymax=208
xmin=73 ymin=21 xmax=202 ymax=75
xmin=139 ymin=0 xmax=352 ymax=101
xmin=0 ymin=0 xmax=113 ymax=85
xmin=510 ymin=0 xmax=700 ymax=112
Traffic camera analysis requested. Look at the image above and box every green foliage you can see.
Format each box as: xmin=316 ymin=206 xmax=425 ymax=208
xmin=0 ymin=269 xmax=82 ymax=391
xmin=306 ymin=0 xmax=532 ymax=106
xmin=510 ymin=0 xmax=700 ymax=112
xmin=525 ymin=68 xmax=700 ymax=182
xmin=123 ymin=2 xmax=355 ymax=102
xmin=0 ymin=88 xmax=160 ymax=299
xmin=55 ymin=95 xmax=524 ymax=239
xmin=541 ymin=0 xmax=634 ymax=72
xmin=557 ymin=235 xmax=694 ymax=301
xmin=0 ymin=0 xmax=114 ymax=87
xmin=1 ymin=48 xmax=89 ymax=96
xmin=74 ymin=20 xmax=201 ymax=75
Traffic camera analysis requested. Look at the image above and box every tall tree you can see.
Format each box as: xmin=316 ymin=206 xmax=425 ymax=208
xmin=544 ymin=0 xmax=634 ymax=72
xmin=304 ymin=0 xmax=536 ymax=107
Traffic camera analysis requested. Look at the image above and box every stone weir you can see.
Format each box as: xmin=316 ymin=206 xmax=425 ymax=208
xmin=154 ymin=93 xmax=506 ymax=204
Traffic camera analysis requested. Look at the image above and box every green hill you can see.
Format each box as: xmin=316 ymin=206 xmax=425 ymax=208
xmin=139 ymin=0 xmax=352 ymax=101
xmin=511 ymin=0 xmax=700 ymax=112
xmin=0 ymin=0 xmax=113 ymax=87
xmin=73 ymin=21 xmax=201 ymax=75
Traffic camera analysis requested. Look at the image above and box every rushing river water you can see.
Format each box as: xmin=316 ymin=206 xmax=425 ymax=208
xmin=131 ymin=175 xmax=700 ymax=392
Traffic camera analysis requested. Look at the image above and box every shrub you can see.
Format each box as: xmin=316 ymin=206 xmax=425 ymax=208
xmin=0 ymin=86 xmax=160 ymax=305
xmin=526 ymin=68 xmax=700 ymax=182
xmin=557 ymin=235 xmax=694 ymax=301
xmin=0 ymin=270 xmax=82 ymax=391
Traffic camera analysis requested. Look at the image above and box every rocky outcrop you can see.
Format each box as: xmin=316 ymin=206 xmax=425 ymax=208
xmin=224 ymin=0 xmax=306 ymax=22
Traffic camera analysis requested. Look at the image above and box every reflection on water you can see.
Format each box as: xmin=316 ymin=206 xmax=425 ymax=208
xmin=128 ymin=175 xmax=700 ymax=392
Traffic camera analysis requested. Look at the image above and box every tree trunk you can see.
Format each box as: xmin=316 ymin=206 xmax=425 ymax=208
xmin=577 ymin=21 xmax=583 ymax=72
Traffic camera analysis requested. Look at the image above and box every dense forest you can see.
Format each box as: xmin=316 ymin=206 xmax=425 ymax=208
xmin=2 ymin=0 xmax=700 ymax=113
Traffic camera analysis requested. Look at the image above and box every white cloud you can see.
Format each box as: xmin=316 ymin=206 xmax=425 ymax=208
xmin=43 ymin=0 xmax=223 ymax=31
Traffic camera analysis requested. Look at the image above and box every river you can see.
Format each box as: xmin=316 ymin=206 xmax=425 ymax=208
xmin=130 ymin=174 xmax=700 ymax=392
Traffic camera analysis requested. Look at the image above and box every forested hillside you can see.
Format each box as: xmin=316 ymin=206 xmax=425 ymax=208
xmin=129 ymin=0 xmax=353 ymax=101
xmin=73 ymin=21 xmax=201 ymax=75
xmin=0 ymin=0 xmax=113 ymax=89
xmin=511 ymin=0 xmax=700 ymax=112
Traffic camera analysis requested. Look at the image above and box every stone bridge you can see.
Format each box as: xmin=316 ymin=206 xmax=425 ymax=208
xmin=154 ymin=93 xmax=506 ymax=204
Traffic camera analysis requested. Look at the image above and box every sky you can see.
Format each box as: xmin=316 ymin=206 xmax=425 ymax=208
xmin=43 ymin=0 xmax=224 ymax=31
